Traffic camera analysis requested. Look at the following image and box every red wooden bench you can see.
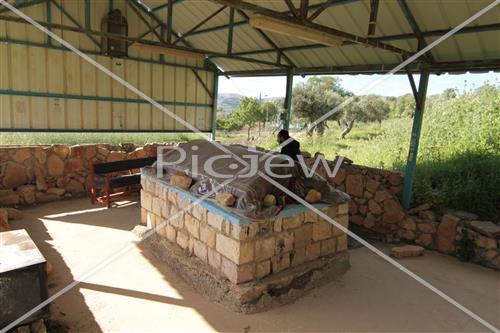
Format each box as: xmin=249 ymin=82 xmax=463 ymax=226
xmin=89 ymin=157 xmax=157 ymax=208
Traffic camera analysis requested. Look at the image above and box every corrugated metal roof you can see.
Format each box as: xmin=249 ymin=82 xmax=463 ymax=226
xmin=125 ymin=0 xmax=500 ymax=74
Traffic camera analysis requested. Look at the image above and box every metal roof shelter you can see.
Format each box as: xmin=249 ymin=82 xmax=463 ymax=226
xmin=0 ymin=0 xmax=499 ymax=208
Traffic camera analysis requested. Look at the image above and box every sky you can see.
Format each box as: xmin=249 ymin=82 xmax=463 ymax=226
xmin=218 ymin=72 xmax=500 ymax=98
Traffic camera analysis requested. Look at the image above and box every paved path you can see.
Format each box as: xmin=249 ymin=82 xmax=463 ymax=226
xmin=9 ymin=197 xmax=499 ymax=332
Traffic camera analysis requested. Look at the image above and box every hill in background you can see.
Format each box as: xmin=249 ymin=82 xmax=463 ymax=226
xmin=218 ymin=93 xmax=244 ymax=112
xmin=218 ymin=93 xmax=281 ymax=112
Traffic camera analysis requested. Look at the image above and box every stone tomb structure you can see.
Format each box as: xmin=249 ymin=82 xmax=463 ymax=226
xmin=140 ymin=142 xmax=350 ymax=312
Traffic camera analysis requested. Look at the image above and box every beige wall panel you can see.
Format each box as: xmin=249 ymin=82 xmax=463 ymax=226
xmin=0 ymin=96 xmax=12 ymax=128
xmin=163 ymin=66 xmax=175 ymax=130
xmin=96 ymin=101 xmax=111 ymax=130
xmin=185 ymin=69 xmax=197 ymax=129
xmin=151 ymin=63 xmax=164 ymax=130
xmin=48 ymin=97 xmax=65 ymax=129
xmin=205 ymin=74 xmax=214 ymax=131
xmin=174 ymin=105 xmax=185 ymax=131
xmin=28 ymin=47 xmax=48 ymax=128
xmin=30 ymin=97 xmax=48 ymax=129
xmin=0 ymin=0 xmax=215 ymax=132
xmin=64 ymin=53 xmax=82 ymax=128
xmin=28 ymin=47 xmax=47 ymax=92
xmin=125 ymin=103 xmax=139 ymax=130
xmin=81 ymin=54 xmax=97 ymax=129
xmin=139 ymin=104 xmax=151 ymax=130
xmin=82 ymin=100 xmax=97 ymax=129
xmin=174 ymin=66 xmax=186 ymax=130
xmin=92 ymin=0 xmax=105 ymax=32
xmin=59 ymin=1 xmax=81 ymax=49
xmin=195 ymin=71 xmax=206 ymax=130
xmin=6 ymin=22 xmax=27 ymax=41
xmin=138 ymin=61 xmax=152 ymax=129
xmin=96 ymin=57 xmax=112 ymax=129
xmin=48 ymin=2 xmax=64 ymax=49
xmin=47 ymin=49 xmax=64 ymax=93
xmin=81 ymin=55 xmax=97 ymax=96
xmin=24 ymin=4 xmax=47 ymax=43
xmin=0 ymin=44 xmax=9 ymax=88
xmin=11 ymin=45 xmax=31 ymax=128
xmin=0 ymin=43 xmax=11 ymax=128
xmin=66 ymin=99 xmax=82 ymax=129
xmin=65 ymin=53 xmax=81 ymax=94
xmin=0 ymin=38 xmax=214 ymax=132
xmin=124 ymin=60 xmax=139 ymax=130
xmin=10 ymin=44 xmax=28 ymax=90
xmin=12 ymin=97 xmax=29 ymax=128
xmin=0 ymin=20 xmax=7 ymax=38
xmin=111 ymin=59 xmax=126 ymax=130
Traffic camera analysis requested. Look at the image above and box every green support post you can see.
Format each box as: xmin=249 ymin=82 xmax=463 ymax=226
xmin=210 ymin=73 xmax=219 ymax=141
xmin=283 ymin=69 xmax=294 ymax=131
xmin=402 ymin=71 xmax=430 ymax=209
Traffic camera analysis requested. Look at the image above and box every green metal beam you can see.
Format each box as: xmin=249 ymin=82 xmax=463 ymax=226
xmin=173 ymin=6 xmax=227 ymax=45
xmin=402 ymin=71 xmax=430 ymax=209
xmin=220 ymin=58 xmax=500 ymax=76
xmin=0 ymin=38 xmax=213 ymax=71
xmin=397 ymin=0 xmax=435 ymax=63
xmin=128 ymin=23 xmax=162 ymax=47
xmin=0 ymin=89 xmax=213 ymax=108
xmin=211 ymin=73 xmax=219 ymax=140
xmin=0 ymin=0 xmax=46 ymax=14
xmin=283 ymin=69 xmax=294 ymax=131
xmin=232 ymin=23 xmax=500 ymax=57
xmin=188 ymin=0 xmax=359 ymax=37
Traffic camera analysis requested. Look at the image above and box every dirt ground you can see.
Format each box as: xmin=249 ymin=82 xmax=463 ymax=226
xmin=7 ymin=197 xmax=500 ymax=332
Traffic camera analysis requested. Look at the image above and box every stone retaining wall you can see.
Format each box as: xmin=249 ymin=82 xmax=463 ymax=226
xmin=0 ymin=143 xmax=169 ymax=205
xmin=141 ymin=171 xmax=350 ymax=285
xmin=310 ymin=160 xmax=499 ymax=269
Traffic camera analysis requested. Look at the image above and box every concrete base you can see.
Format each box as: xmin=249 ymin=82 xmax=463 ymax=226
xmin=146 ymin=234 xmax=350 ymax=313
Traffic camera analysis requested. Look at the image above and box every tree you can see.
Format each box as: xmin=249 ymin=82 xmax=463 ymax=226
xmin=292 ymin=77 xmax=349 ymax=136
xmin=232 ymin=97 xmax=261 ymax=141
xmin=339 ymin=94 xmax=390 ymax=139
xmin=260 ymin=101 xmax=278 ymax=128
xmin=442 ymin=88 xmax=458 ymax=99
xmin=391 ymin=93 xmax=415 ymax=118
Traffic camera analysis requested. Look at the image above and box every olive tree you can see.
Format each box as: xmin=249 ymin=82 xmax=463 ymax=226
xmin=292 ymin=77 xmax=349 ymax=136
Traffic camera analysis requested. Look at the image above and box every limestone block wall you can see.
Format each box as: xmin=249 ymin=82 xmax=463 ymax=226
xmin=140 ymin=172 xmax=349 ymax=284
xmin=308 ymin=160 xmax=499 ymax=269
xmin=0 ymin=143 xmax=169 ymax=205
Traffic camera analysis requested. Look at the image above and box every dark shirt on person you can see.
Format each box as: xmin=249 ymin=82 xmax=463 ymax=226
xmin=280 ymin=139 xmax=301 ymax=161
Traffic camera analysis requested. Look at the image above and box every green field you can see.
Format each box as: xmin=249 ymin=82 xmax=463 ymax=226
xmin=0 ymin=132 xmax=206 ymax=145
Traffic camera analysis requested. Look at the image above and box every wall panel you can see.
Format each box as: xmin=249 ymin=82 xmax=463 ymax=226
xmin=0 ymin=1 xmax=215 ymax=132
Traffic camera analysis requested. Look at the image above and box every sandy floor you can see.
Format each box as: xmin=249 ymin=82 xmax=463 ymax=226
xmin=7 ymin=197 xmax=499 ymax=332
